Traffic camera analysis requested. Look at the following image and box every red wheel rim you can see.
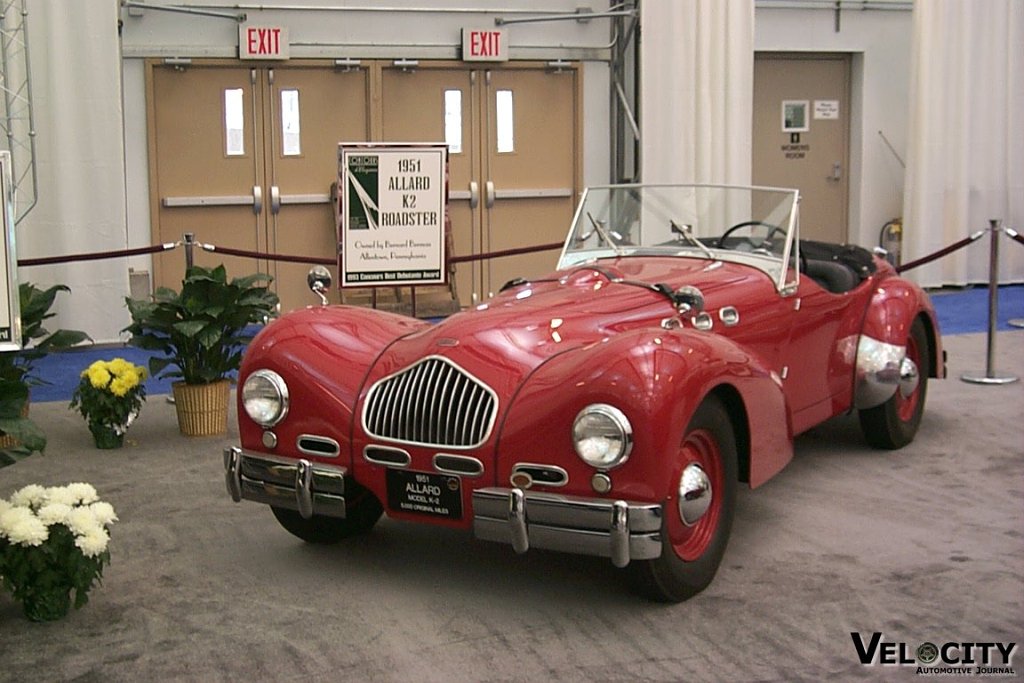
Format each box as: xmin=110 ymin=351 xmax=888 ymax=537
xmin=896 ymin=333 xmax=921 ymax=422
xmin=667 ymin=429 xmax=724 ymax=562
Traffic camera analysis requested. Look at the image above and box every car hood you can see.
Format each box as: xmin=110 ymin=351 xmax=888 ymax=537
xmin=367 ymin=258 xmax=758 ymax=398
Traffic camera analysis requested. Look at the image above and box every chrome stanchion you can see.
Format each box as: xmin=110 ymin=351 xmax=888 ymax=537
xmin=1004 ymin=227 xmax=1024 ymax=329
xmin=962 ymin=219 xmax=1019 ymax=385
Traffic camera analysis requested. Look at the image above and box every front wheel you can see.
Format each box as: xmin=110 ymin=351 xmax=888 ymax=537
xmin=271 ymin=481 xmax=383 ymax=544
xmin=858 ymin=317 xmax=930 ymax=449
xmin=629 ymin=396 xmax=738 ymax=602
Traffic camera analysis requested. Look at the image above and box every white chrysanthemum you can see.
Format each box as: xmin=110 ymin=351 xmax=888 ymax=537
xmin=10 ymin=484 xmax=47 ymax=508
xmin=88 ymin=501 xmax=118 ymax=526
xmin=66 ymin=506 xmax=104 ymax=537
xmin=44 ymin=486 xmax=78 ymax=506
xmin=73 ymin=526 xmax=110 ymax=558
xmin=0 ymin=507 xmax=49 ymax=546
xmin=36 ymin=502 xmax=73 ymax=525
xmin=0 ymin=498 xmax=12 ymax=515
xmin=65 ymin=483 xmax=99 ymax=505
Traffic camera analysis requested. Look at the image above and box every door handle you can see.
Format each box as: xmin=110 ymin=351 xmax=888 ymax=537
xmin=469 ymin=181 xmax=479 ymax=209
xmin=826 ymin=162 xmax=842 ymax=182
xmin=252 ymin=185 xmax=263 ymax=215
xmin=485 ymin=180 xmax=495 ymax=208
xmin=270 ymin=185 xmax=281 ymax=214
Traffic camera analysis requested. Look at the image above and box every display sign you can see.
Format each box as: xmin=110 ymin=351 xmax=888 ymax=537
xmin=781 ymin=100 xmax=809 ymax=133
xmin=238 ymin=24 xmax=289 ymax=60
xmin=339 ymin=144 xmax=448 ymax=287
xmin=462 ymin=28 xmax=508 ymax=62
xmin=814 ymin=100 xmax=840 ymax=120
xmin=0 ymin=152 xmax=20 ymax=350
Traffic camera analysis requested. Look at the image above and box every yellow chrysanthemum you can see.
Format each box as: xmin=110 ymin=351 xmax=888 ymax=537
xmin=87 ymin=365 xmax=112 ymax=389
xmin=109 ymin=376 xmax=132 ymax=397
xmin=107 ymin=358 xmax=131 ymax=376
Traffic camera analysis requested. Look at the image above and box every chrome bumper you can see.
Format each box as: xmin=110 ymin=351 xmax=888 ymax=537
xmin=224 ymin=447 xmax=347 ymax=520
xmin=472 ymin=487 xmax=664 ymax=568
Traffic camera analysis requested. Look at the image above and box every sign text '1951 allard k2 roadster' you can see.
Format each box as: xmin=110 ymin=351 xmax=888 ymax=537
xmin=224 ymin=184 xmax=943 ymax=602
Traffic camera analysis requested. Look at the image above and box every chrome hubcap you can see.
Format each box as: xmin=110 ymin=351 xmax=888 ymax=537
xmin=678 ymin=463 xmax=713 ymax=527
xmin=899 ymin=356 xmax=920 ymax=398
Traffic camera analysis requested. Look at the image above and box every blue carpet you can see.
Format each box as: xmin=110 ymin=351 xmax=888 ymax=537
xmin=23 ymin=285 xmax=1024 ymax=403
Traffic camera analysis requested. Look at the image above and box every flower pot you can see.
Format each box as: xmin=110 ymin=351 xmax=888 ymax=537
xmin=21 ymin=586 xmax=72 ymax=622
xmin=0 ymin=401 xmax=30 ymax=449
xmin=172 ymin=380 xmax=230 ymax=436
xmin=88 ymin=423 xmax=125 ymax=449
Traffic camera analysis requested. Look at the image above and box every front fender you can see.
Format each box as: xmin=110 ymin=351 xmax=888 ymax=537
xmin=237 ymin=306 xmax=428 ymax=464
xmin=495 ymin=328 xmax=793 ymax=503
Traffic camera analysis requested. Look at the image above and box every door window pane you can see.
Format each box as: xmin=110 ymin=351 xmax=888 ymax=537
xmin=496 ymin=89 xmax=514 ymax=153
xmin=224 ymin=88 xmax=245 ymax=156
xmin=444 ymin=89 xmax=463 ymax=154
xmin=280 ymin=89 xmax=301 ymax=156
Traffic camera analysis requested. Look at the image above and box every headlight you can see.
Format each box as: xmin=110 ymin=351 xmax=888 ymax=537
xmin=572 ymin=404 xmax=632 ymax=469
xmin=242 ymin=370 xmax=289 ymax=427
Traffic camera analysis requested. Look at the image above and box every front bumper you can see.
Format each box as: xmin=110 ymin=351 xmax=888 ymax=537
xmin=224 ymin=447 xmax=347 ymax=519
xmin=472 ymin=487 xmax=664 ymax=568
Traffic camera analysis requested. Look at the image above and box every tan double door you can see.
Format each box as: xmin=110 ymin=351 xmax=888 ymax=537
xmin=380 ymin=62 xmax=580 ymax=305
xmin=149 ymin=60 xmax=580 ymax=312
xmin=148 ymin=61 xmax=369 ymax=310
xmin=753 ymin=54 xmax=851 ymax=244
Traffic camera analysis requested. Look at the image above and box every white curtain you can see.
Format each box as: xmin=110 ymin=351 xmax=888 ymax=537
xmin=903 ymin=0 xmax=1024 ymax=286
xmin=17 ymin=0 xmax=128 ymax=343
xmin=639 ymin=0 xmax=754 ymax=185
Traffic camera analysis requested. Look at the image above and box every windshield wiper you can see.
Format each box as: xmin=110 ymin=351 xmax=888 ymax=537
xmin=588 ymin=212 xmax=625 ymax=257
xmin=670 ymin=220 xmax=716 ymax=261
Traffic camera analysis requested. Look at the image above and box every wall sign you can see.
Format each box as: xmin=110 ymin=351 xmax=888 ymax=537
xmin=238 ymin=24 xmax=289 ymax=60
xmin=462 ymin=28 xmax=508 ymax=62
xmin=0 ymin=152 xmax=20 ymax=350
xmin=781 ymin=100 xmax=809 ymax=133
xmin=339 ymin=144 xmax=448 ymax=288
xmin=814 ymin=100 xmax=840 ymax=120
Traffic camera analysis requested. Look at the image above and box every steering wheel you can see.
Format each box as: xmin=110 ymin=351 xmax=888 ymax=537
xmin=717 ymin=221 xmax=785 ymax=251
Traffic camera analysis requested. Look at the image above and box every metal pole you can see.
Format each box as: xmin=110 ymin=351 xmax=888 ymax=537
xmin=184 ymin=232 xmax=195 ymax=271
xmin=961 ymin=219 xmax=1019 ymax=385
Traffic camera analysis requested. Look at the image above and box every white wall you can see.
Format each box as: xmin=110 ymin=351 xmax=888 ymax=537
xmin=755 ymin=6 xmax=913 ymax=252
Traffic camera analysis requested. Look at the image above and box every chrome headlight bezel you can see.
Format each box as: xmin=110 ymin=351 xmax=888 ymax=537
xmin=572 ymin=403 xmax=633 ymax=469
xmin=241 ymin=369 xmax=289 ymax=427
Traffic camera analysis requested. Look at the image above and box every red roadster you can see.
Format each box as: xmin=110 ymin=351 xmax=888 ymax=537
xmin=224 ymin=184 xmax=943 ymax=602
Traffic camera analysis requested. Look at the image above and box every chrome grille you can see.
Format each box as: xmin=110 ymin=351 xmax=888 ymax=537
xmin=363 ymin=357 xmax=498 ymax=448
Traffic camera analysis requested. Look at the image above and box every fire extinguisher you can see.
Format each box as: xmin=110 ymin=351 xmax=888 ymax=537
xmin=879 ymin=218 xmax=902 ymax=266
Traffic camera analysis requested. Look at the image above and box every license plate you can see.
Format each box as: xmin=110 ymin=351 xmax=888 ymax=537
xmin=385 ymin=469 xmax=462 ymax=520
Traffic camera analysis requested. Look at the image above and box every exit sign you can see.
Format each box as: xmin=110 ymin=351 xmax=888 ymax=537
xmin=462 ymin=28 xmax=508 ymax=62
xmin=239 ymin=24 xmax=289 ymax=60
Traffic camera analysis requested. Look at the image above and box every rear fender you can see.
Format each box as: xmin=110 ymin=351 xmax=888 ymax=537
xmin=496 ymin=328 xmax=793 ymax=501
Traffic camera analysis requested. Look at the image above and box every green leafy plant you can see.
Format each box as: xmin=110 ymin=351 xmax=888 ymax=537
xmin=123 ymin=265 xmax=278 ymax=385
xmin=0 ymin=283 xmax=90 ymax=468
xmin=0 ymin=483 xmax=117 ymax=621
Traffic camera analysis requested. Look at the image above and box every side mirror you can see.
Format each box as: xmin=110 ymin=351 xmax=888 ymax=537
xmin=307 ymin=266 xmax=333 ymax=306
xmin=673 ymin=285 xmax=705 ymax=314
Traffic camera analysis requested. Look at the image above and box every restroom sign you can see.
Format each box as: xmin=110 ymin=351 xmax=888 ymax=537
xmin=239 ymin=24 xmax=289 ymax=60
xmin=462 ymin=28 xmax=508 ymax=62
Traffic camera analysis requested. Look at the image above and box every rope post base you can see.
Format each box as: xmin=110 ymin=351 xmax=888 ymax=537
xmin=961 ymin=219 xmax=1019 ymax=386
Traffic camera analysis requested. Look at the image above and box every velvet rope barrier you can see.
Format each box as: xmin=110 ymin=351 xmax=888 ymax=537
xmin=449 ymin=241 xmax=564 ymax=264
xmin=199 ymin=243 xmax=335 ymax=266
xmin=17 ymin=242 xmax=177 ymax=268
xmin=1004 ymin=227 xmax=1024 ymax=247
xmin=895 ymin=231 xmax=985 ymax=274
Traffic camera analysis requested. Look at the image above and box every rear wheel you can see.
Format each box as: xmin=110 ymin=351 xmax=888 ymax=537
xmin=271 ymin=482 xmax=383 ymax=544
xmin=629 ymin=396 xmax=737 ymax=602
xmin=859 ymin=318 xmax=930 ymax=449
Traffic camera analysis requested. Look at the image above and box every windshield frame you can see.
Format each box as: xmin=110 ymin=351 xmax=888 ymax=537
xmin=557 ymin=183 xmax=802 ymax=294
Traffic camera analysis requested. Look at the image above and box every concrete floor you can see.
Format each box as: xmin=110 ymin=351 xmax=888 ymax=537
xmin=0 ymin=331 xmax=1021 ymax=682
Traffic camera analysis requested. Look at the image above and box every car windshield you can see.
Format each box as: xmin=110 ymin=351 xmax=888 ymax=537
xmin=558 ymin=184 xmax=801 ymax=291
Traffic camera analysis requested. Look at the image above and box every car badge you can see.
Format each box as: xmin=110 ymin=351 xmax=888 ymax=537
xmin=436 ymin=338 xmax=459 ymax=347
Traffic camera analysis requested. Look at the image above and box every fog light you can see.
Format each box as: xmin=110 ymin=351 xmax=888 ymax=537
xmin=591 ymin=472 xmax=612 ymax=494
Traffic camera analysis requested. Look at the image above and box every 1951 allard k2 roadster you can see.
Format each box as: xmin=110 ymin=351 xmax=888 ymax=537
xmin=224 ymin=184 xmax=944 ymax=602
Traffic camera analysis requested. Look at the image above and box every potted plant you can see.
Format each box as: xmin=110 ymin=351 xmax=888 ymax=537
xmin=0 ymin=283 xmax=90 ymax=461
xmin=0 ymin=483 xmax=117 ymax=621
xmin=123 ymin=264 xmax=278 ymax=436
xmin=69 ymin=358 xmax=148 ymax=448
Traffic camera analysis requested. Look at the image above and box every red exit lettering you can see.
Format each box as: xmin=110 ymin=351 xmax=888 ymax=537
xmin=247 ymin=27 xmax=281 ymax=56
xmin=470 ymin=31 xmax=501 ymax=58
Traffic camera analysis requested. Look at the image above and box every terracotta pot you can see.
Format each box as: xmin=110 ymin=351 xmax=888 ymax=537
xmin=171 ymin=380 xmax=230 ymax=436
